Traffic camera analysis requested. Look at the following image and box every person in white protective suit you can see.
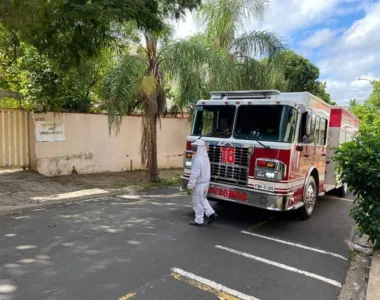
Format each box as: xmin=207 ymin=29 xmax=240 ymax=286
xmin=186 ymin=139 xmax=218 ymax=226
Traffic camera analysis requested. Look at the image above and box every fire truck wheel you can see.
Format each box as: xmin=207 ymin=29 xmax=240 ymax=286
xmin=298 ymin=176 xmax=317 ymax=220
xmin=336 ymin=183 xmax=348 ymax=197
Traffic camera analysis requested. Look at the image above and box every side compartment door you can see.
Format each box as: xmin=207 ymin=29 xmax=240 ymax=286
xmin=314 ymin=117 xmax=328 ymax=193
xmin=300 ymin=111 xmax=317 ymax=174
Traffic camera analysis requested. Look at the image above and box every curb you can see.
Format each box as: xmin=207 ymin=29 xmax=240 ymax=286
xmin=339 ymin=228 xmax=373 ymax=300
xmin=366 ymin=249 xmax=380 ymax=300
xmin=0 ymin=186 xmax=144 ymax=217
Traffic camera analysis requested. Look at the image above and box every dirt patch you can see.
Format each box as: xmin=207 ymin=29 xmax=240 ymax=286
xmin=0 ymin=168 xmax=183 ymax=213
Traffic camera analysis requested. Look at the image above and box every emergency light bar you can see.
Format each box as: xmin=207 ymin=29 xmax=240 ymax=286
xmin=210 ymin=90 xmax=281 ymax=100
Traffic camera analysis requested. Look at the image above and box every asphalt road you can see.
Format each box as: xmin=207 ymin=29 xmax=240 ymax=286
xmin=0 ymin=189 xmax=354 ymax=300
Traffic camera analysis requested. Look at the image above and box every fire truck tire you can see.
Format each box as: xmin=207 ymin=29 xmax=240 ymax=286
xmin=336 ymin=183 xmax=348 ymax=197
xmin=298 ymin=176 xmax=317 ymax=220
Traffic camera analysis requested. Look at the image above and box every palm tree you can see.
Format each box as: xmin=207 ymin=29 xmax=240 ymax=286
xmin=103 ymin=0 xmax=284 ymax=182
xmin=169 ymin=0 xmax=286 ymax=109
xmin=349 ymin=99 xmax=360 ymax=112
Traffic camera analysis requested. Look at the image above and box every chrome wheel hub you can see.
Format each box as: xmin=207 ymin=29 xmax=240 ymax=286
xmin=305 ymin=184 xmax=316 ymax=214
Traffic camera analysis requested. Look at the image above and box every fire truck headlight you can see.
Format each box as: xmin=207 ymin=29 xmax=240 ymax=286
xmin=255 ymin=159 xmax=287 ymax=181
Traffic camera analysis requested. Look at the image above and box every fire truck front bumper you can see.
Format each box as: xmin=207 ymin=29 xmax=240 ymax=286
xmin=180 ymin=177 xmax=304 ymax=211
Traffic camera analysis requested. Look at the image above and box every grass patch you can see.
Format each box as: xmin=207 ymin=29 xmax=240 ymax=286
xmin=141 ymin=176 xmax=181 ymax=190
xmin=349 ymin=249 xmax=358 ymax=259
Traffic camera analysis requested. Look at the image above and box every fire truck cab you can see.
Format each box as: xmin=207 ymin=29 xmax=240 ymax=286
xmin=181 ymin=90 xmax=359 ymax=220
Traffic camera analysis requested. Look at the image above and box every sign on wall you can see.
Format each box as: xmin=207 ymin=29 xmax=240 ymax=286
xmin=35 ymin=121 xmax=65 ymax=142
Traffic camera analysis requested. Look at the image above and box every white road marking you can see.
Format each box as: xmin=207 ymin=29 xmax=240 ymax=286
xmin=171 ymin=267 xmax=259 ymax=300
xmin=241 ymin=231 xmax=347 ymax=261
xmin=215 ymin=246 xmax=342 ymax=288
xmin=30 ymin=189 xmax=109 ymax=201
xmin=321 ymin=196 xmax=353 ymax=202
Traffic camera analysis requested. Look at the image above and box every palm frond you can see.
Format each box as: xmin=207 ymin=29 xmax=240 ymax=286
xmin=162 ymin=37 xmax=218 ymax=107
xmin=207 ymin=47 xmax=242 ymax=91
xmin=102 ymin=55 xmax=146 ymax=134
xmin=164 ymin=36 xmax=285 ymax=109
xmin=237 ymin=56 xmax=289 ymax=91
xmin=162 ymin=37 xmax=213 ymax=71
xmin=232 ymin=30 xmax=285 ymax=58
xmin=197 ymin=0 xmax=269 ymax=48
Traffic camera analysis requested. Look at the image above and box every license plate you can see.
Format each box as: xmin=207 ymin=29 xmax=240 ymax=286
xmin=208 ymin=187 xmax=248 ymax=201
xmin=253 ymin=183 xmax=275 ymax=192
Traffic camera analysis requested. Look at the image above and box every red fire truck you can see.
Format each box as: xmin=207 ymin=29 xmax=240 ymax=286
xmin=181 ymin=90 xmax=360 ymax=219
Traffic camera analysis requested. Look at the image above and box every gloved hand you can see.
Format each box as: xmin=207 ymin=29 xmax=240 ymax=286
xmin=186 ymin=187 xmax=192 ymax=195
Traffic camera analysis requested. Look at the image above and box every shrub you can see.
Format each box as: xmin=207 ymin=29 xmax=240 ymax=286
xmin=333 ymin=129 xmax=380 ymax=245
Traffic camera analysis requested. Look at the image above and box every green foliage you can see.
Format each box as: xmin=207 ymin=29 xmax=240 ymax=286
xmin=238 ymin=57 xmax=289 ymax=91
xmin=0 ymin=0 xmax=202 ymax=114
xmin=333 ymin=129 xmax=380 ymax=244
xmin=232 ymin=30 xmax=284 ymax=58
xmin=1 ymin=0 xmax=162 ymax=68
xmin=103 ymin=55 xmax=145 ymax=131
xmin=272 ymin=50 xmax=334 ymax=104
xmin=349 ymin=99 xmax=360 ymax=112
xmin=101 ymin=0 xmax=203 ymax=181
xmin=17 ymin=46 xmax=110 ymax=112
xmin=350 ymin=81 xmax=380 ymax=132
xmin=164 ymin=0 xmax=284 ymax=111
xmin=0 ymin=0 xmax=202 ymax=69
xmin=161 ymin=0 xmax=201 ymax=19
xmin=1 ymin=20 xmax=114 ymax=112
xmin=0 ymin=24 xmax=22 ymax=92
xmin=0 ymin=97 xmax=32 ymax=109
xmin=197 ymin=0 xmax=268 ymax=48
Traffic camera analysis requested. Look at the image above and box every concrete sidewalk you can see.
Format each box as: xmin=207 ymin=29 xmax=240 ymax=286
xmin=366 ymin=249 xmax=380 ymax=300
xmin=0 ymin=168 xmax=182 ymax=215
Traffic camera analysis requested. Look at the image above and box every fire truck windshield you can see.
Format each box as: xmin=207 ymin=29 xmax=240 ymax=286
xmin=192 ymin=105 xmax=235 ymax=138
xmin=234 ymin=105 xmax=297 ymax=142
xmin=191 ymin=104 xmax=297 ymax=143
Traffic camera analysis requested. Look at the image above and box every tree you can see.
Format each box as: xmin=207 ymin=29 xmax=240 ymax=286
xmin=103 ymin=0 xmax=284 ymax=182
xmin=349 ymin=81 xmax=380 ymax=131
xmin=0 ymin=1 xmax=204 ymax=113
xmin=103 ymin=1 xmax=203 ymax=182
xmin=349 ymin=99 xmax=360 ymax=112
xmin=0 ymin=24 xmax=23 ymax=99
xmin=332 ymin=81 xmax=380 ymax=245
xmin=273 ymin=50 xmax=334 ymax=104
xmin=334 ymin=128 xmax=380 ymax=245
xmin=0 ymin=26 xmax=111 ymax=112
xmin=169 ymin=0 xmax=284 ymax=110
xmin=0 ymin=0 xmax=173 ymax=69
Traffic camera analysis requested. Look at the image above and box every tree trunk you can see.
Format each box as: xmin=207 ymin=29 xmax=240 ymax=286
xmin=149 ymin=113 xmax=160 ymax=182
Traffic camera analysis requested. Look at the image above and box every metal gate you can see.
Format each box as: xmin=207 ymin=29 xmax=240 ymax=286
xmin=0 ymin=109 xmax=30 ymax=168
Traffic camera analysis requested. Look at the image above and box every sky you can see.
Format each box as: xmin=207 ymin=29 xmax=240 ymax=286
xmin=172 ymin=0 xmax=380 ymax=106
